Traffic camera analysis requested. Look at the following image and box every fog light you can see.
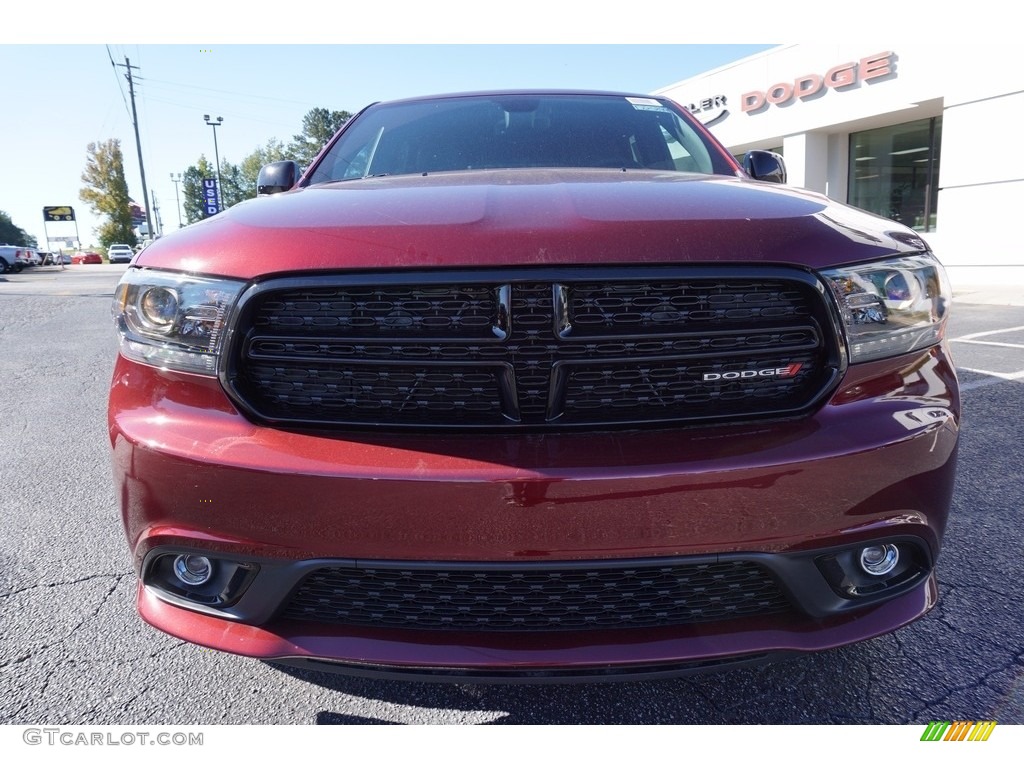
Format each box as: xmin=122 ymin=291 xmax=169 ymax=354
xmin=173 ymin=554 xmax=214 ymax=586
xmin=859 ymin=544 xmax=900 ymax=576
xmin=146 ymin=552 xmax=257 ymax=608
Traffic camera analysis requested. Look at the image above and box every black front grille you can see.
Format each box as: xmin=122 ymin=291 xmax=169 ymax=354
xmin=251 ymin=284 xmax=501 ymax=338
xmin=280 ymin=559 xmax=794 ymax=632
xmin=227 ymin=267 xmax=840 ymax=429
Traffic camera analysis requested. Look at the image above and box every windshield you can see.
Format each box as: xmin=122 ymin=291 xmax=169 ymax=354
xmin=305 ymin=94 xmax=730 ymax=183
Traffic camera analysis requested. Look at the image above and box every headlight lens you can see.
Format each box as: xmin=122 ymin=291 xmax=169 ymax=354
xmin=112 ymin=269 xmax=244 ymax=375
xmin=821 ymin=254 xmax=950 ymax=363
xmin=138 ymin=287 xmax=179 ymax=330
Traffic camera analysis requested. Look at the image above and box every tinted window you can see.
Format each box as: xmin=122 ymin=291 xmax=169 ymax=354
xmin=307 ymin=94 xmax=728 ymax=183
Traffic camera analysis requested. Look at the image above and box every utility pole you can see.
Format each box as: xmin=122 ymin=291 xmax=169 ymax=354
xmin=116 ymin=57 xmax=154 ymax=242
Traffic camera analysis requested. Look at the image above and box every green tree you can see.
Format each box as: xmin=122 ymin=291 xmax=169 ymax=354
xmin=239 ymin=138 xmax=288 ymax=198
xmin=181 ymin=156 xmax=216 ymax=224
xmin=79 ymin=139 xmax=137 ymax=248
xmin=218 ymin=160 xmax=250 ymax=209
xmin=287 ymin=108 xmax=351 ymax=169
xmin=0 ymin=210 xmax=37 ymax=247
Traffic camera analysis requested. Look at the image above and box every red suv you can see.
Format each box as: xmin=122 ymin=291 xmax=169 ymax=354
xmin=109 ymin=91 xmax=959 ymax=681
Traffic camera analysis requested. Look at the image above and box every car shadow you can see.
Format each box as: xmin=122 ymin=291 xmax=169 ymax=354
xmin=266 ymin=646 xmax=887 ymax=725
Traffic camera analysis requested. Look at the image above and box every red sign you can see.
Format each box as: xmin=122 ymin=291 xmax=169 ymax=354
xmin=741 ymin=52 xmax=894 ymax=113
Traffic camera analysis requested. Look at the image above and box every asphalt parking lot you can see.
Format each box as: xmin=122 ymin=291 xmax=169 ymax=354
xmin=1 ymin=264 xmax=1022 ymax=725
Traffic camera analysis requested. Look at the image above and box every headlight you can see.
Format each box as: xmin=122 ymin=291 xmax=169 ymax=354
xmin=821 ymin=254 xmax=950 ymax=363
xmin=112 ymin=269 xmax=244 ymax=375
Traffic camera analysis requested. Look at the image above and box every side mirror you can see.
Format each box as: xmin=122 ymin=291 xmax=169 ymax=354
xmin=257 ymin=160 xmax=301 ymax=196
xmin=743 ymin=150 xmax=787 ymax=184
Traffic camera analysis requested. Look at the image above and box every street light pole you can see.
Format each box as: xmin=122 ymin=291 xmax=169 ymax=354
xmin=203 ymin=114 xmax=224 ymax=212
xmin=152 ymin=192 xmax=163 ymax=237
xmin=170 ymin=172 xmax=183 ymax=228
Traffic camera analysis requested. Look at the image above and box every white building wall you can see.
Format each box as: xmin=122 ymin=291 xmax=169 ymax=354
xmin=783 ymin=132 xmax=829 ymax=192
xmin=825 ymin=132 xmax=849 ymax=202
xmin=936 ymin=67 xmax=1024 ymax=282
xmin=656 ymin=45 xmax=1024 ymax=286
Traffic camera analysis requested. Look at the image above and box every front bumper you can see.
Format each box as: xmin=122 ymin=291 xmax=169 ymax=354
xmin=110 ymin=343 xmax=959 ymax=679
xmin=138 ymin=575 xmax=937 ymax=682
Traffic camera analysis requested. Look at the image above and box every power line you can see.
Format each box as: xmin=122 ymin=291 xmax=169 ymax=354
xmin=135 ymin=75 xmax=323 ymax=108
xmin=128 ymin=93 xmax=303 ymax=131
xmin=105 ymin=44 xmax=132 ymax=120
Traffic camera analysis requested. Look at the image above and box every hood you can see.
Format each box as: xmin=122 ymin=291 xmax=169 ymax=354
xmin=138 ymin=169 xmax=930 ymax=280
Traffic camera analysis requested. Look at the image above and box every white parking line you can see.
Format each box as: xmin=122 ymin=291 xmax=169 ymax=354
xmin=951 ymin=324 xmax=1024 ymax=390
xmin=959 ymin=367 xmax=1024 ymax=391
xmin=950 ymin=324 xmax=1024 ymax=341
xmin=952 ymin=340 xmax=1024 ymax=349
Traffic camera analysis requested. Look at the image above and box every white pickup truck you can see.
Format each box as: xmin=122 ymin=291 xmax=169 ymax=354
xmin=0 ymin=244 xmax=39 ymax=273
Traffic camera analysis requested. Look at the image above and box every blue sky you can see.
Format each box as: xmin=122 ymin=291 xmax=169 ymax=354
xmin=0 ymin=44 xmax=776 ymax=248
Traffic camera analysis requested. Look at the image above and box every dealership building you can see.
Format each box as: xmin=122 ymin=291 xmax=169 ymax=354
xmin=655 ymin=45 xmax=1022 ymax=287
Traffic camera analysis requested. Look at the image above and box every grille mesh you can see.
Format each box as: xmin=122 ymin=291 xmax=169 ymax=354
xmin=566 ymin=280 xmax=810 ymax=331
xmin=253 ymin=284 xmax=499 ymax=338
xmin=559 ymin=352 xmax=820 ymax=420
xmin=281 ymin=559 xmax=794 ymax=631
xmin=228 ymin=270 xmax=836 ymax=429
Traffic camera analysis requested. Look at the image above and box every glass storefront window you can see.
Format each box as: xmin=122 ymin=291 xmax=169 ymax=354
xmin=849 ymin=117 xmax=941 ymax=232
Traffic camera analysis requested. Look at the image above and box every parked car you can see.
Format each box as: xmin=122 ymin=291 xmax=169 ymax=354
xmin=72 ymin=251 xmax=102 ymax=265
xmin=109 ymin=91 xmax=959 ymax=681
xmin=0 ymin=244 xmax=27 ymax=273
xmin=107 ymin=244 xmax=134 ymax=264
xmin=39 ymin=251 xmax=71 ymax=266
xmin=0 ymin=245 xmax=41 ymax=271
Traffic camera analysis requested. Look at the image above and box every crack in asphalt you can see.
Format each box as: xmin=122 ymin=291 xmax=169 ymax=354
xmin=0 ymin=653 xmax=33 ymax=670
xmin=0 ymin=574 xmax=127 ymax=672
xmin=905 ymin=626 xmax=1024 ymax=729
xmin=881 ymin=617 xmax=1017 ymax=723
xmin=938 ymin=578 xmax=1013 ymax=601
xmin=77 ymin=685 xmax=154 ymax=725
xmin=147 ymin=641 xmax=189 ymax=660
xmin=0 ymin=572 xmax=132 ymax=601
xmin=1 ymin=574 xmax=130 ymax=724
xmin=905 ymin=649 xmax=1024 ymax=721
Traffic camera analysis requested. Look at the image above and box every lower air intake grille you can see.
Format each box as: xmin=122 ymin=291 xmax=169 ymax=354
xmin=280 ymin=559 xmax=794 ymax=632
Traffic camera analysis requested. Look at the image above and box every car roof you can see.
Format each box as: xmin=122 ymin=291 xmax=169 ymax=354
xmin=364 ymin=89 xmax=672 ymax=109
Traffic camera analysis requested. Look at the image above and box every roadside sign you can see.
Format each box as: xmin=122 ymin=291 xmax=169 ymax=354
xmin=44 ymin=206 xmax=76 ymax=222
xmin=202 ymin=179 xmax=220 ymax=217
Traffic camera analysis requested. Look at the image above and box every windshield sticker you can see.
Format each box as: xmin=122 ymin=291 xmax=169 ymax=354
xmin=627 ymin=97 xmax=672 ymax=113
